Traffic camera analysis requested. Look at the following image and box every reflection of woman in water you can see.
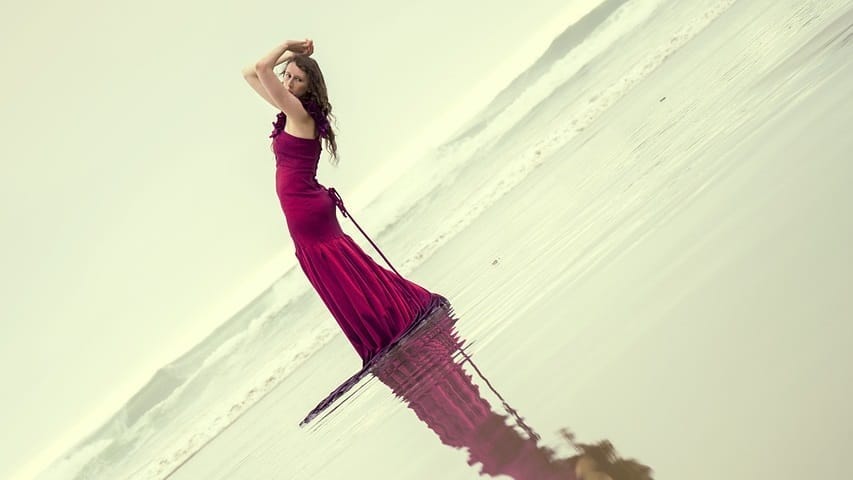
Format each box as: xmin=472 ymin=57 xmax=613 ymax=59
xmin=316 ymin=301 xmax=655 ymax=479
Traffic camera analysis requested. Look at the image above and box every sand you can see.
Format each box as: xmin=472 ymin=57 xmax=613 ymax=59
xmin=166 ymin=2 xmax=853 ymax=478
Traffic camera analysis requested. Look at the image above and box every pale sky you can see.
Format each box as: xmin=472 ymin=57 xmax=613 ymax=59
xmin=0 ymin=0 xmax=573 ymax=477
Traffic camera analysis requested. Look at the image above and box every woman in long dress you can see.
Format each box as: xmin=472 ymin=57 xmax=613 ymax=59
xmin=241 ymin=38 xmax=444 ymax=366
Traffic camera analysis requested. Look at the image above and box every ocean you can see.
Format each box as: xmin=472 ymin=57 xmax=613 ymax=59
xmin=41 ymin=0 xmax=853 ymax=478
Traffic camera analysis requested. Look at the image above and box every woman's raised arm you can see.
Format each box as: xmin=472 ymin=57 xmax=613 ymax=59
xmin=242 ymin=39 xmax=313 ymax=111
xmin=242 ymin=64 xmax=280 ymax=109
xmin=250 ymin=40 xmax=313 ymax=120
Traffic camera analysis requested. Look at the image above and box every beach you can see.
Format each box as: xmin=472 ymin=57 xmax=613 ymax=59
xmin=42 ymin=0 xmax=853 ymax=478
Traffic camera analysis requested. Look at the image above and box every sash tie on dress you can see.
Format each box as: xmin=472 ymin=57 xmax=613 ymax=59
xmin=327 ymin=187 xmax=402 ymax=278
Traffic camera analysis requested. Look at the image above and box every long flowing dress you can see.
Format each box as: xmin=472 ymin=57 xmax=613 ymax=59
xmin=271 ymin=115 xmax=441 ymax=364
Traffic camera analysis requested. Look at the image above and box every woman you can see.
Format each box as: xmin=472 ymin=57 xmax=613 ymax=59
xmin=241 ymin=39 xmax=444 ymax=366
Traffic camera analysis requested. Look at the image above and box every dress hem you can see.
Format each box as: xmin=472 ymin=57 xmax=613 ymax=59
xmin=299 ymin=293 xmax=451 ymax=427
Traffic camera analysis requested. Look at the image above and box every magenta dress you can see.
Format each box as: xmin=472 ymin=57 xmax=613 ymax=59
xmin=272 ymin=119 xmax=438 ymax=364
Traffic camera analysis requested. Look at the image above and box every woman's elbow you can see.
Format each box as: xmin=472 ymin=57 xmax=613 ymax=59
xmin=254 ymin=61 xmax=273 ymax=72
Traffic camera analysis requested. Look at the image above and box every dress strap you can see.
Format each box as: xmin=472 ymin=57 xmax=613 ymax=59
xmin=327 ymin=187 xmax=402 ymax=277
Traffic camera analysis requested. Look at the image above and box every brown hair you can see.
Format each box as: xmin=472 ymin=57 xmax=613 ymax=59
xmin=281 ymin=55 xmax=339 ymax=165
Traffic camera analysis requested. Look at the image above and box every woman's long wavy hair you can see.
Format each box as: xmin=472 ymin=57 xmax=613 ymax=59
xmin=281 ymin=55 xmax=339 ymax=165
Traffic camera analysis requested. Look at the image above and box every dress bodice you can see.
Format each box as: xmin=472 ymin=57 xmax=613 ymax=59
xmin=273 ymin=130 xmax=321 ymax=165
xmin=273 ymin=128 xmax=323 ymax=194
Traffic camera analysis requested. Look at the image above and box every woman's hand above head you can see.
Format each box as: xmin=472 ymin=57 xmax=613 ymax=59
xmin=288 ymin=38 xmax=314 ymax=56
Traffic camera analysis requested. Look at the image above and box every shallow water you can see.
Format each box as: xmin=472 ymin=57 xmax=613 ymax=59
xmin=164 ymin=2 xmax=853 ymax=478
xmin=46 ymin=0 xmax=853 ymax=478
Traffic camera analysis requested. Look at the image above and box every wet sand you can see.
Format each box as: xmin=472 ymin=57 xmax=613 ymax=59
xmin=167 ymin=2 xmax=853 ymax=478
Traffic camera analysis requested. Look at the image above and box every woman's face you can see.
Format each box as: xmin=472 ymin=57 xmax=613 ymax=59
xmin=282 ymin=63 xmax=310 ymax=97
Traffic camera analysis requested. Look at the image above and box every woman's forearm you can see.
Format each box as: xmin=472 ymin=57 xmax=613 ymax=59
xmin=274 ymin=49 xmax=295 ymax=66
xmin=255 ymin=41 xmax=294 ymax=69
xmin=243 ymin=50 xmax=294 ymax=77
xmin=242 ymin=48 xmax=293 ymax=77
xmin=243 ymin=40 xmax=303 ymax=77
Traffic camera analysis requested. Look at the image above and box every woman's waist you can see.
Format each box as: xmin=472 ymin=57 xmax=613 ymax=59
xmin=275 ymin=158 xmax=319 ymax=169
xmin=273 ymin=150 xmax=320 ymax=164
xmin=276 ymin=174 xmax=327 ymax=193
xmin=276 ymin=165 xmax=320 ymax=178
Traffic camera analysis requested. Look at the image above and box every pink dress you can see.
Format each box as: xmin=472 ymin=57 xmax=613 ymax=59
xmin=272 ymin=122 xmax=439 ymax=364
